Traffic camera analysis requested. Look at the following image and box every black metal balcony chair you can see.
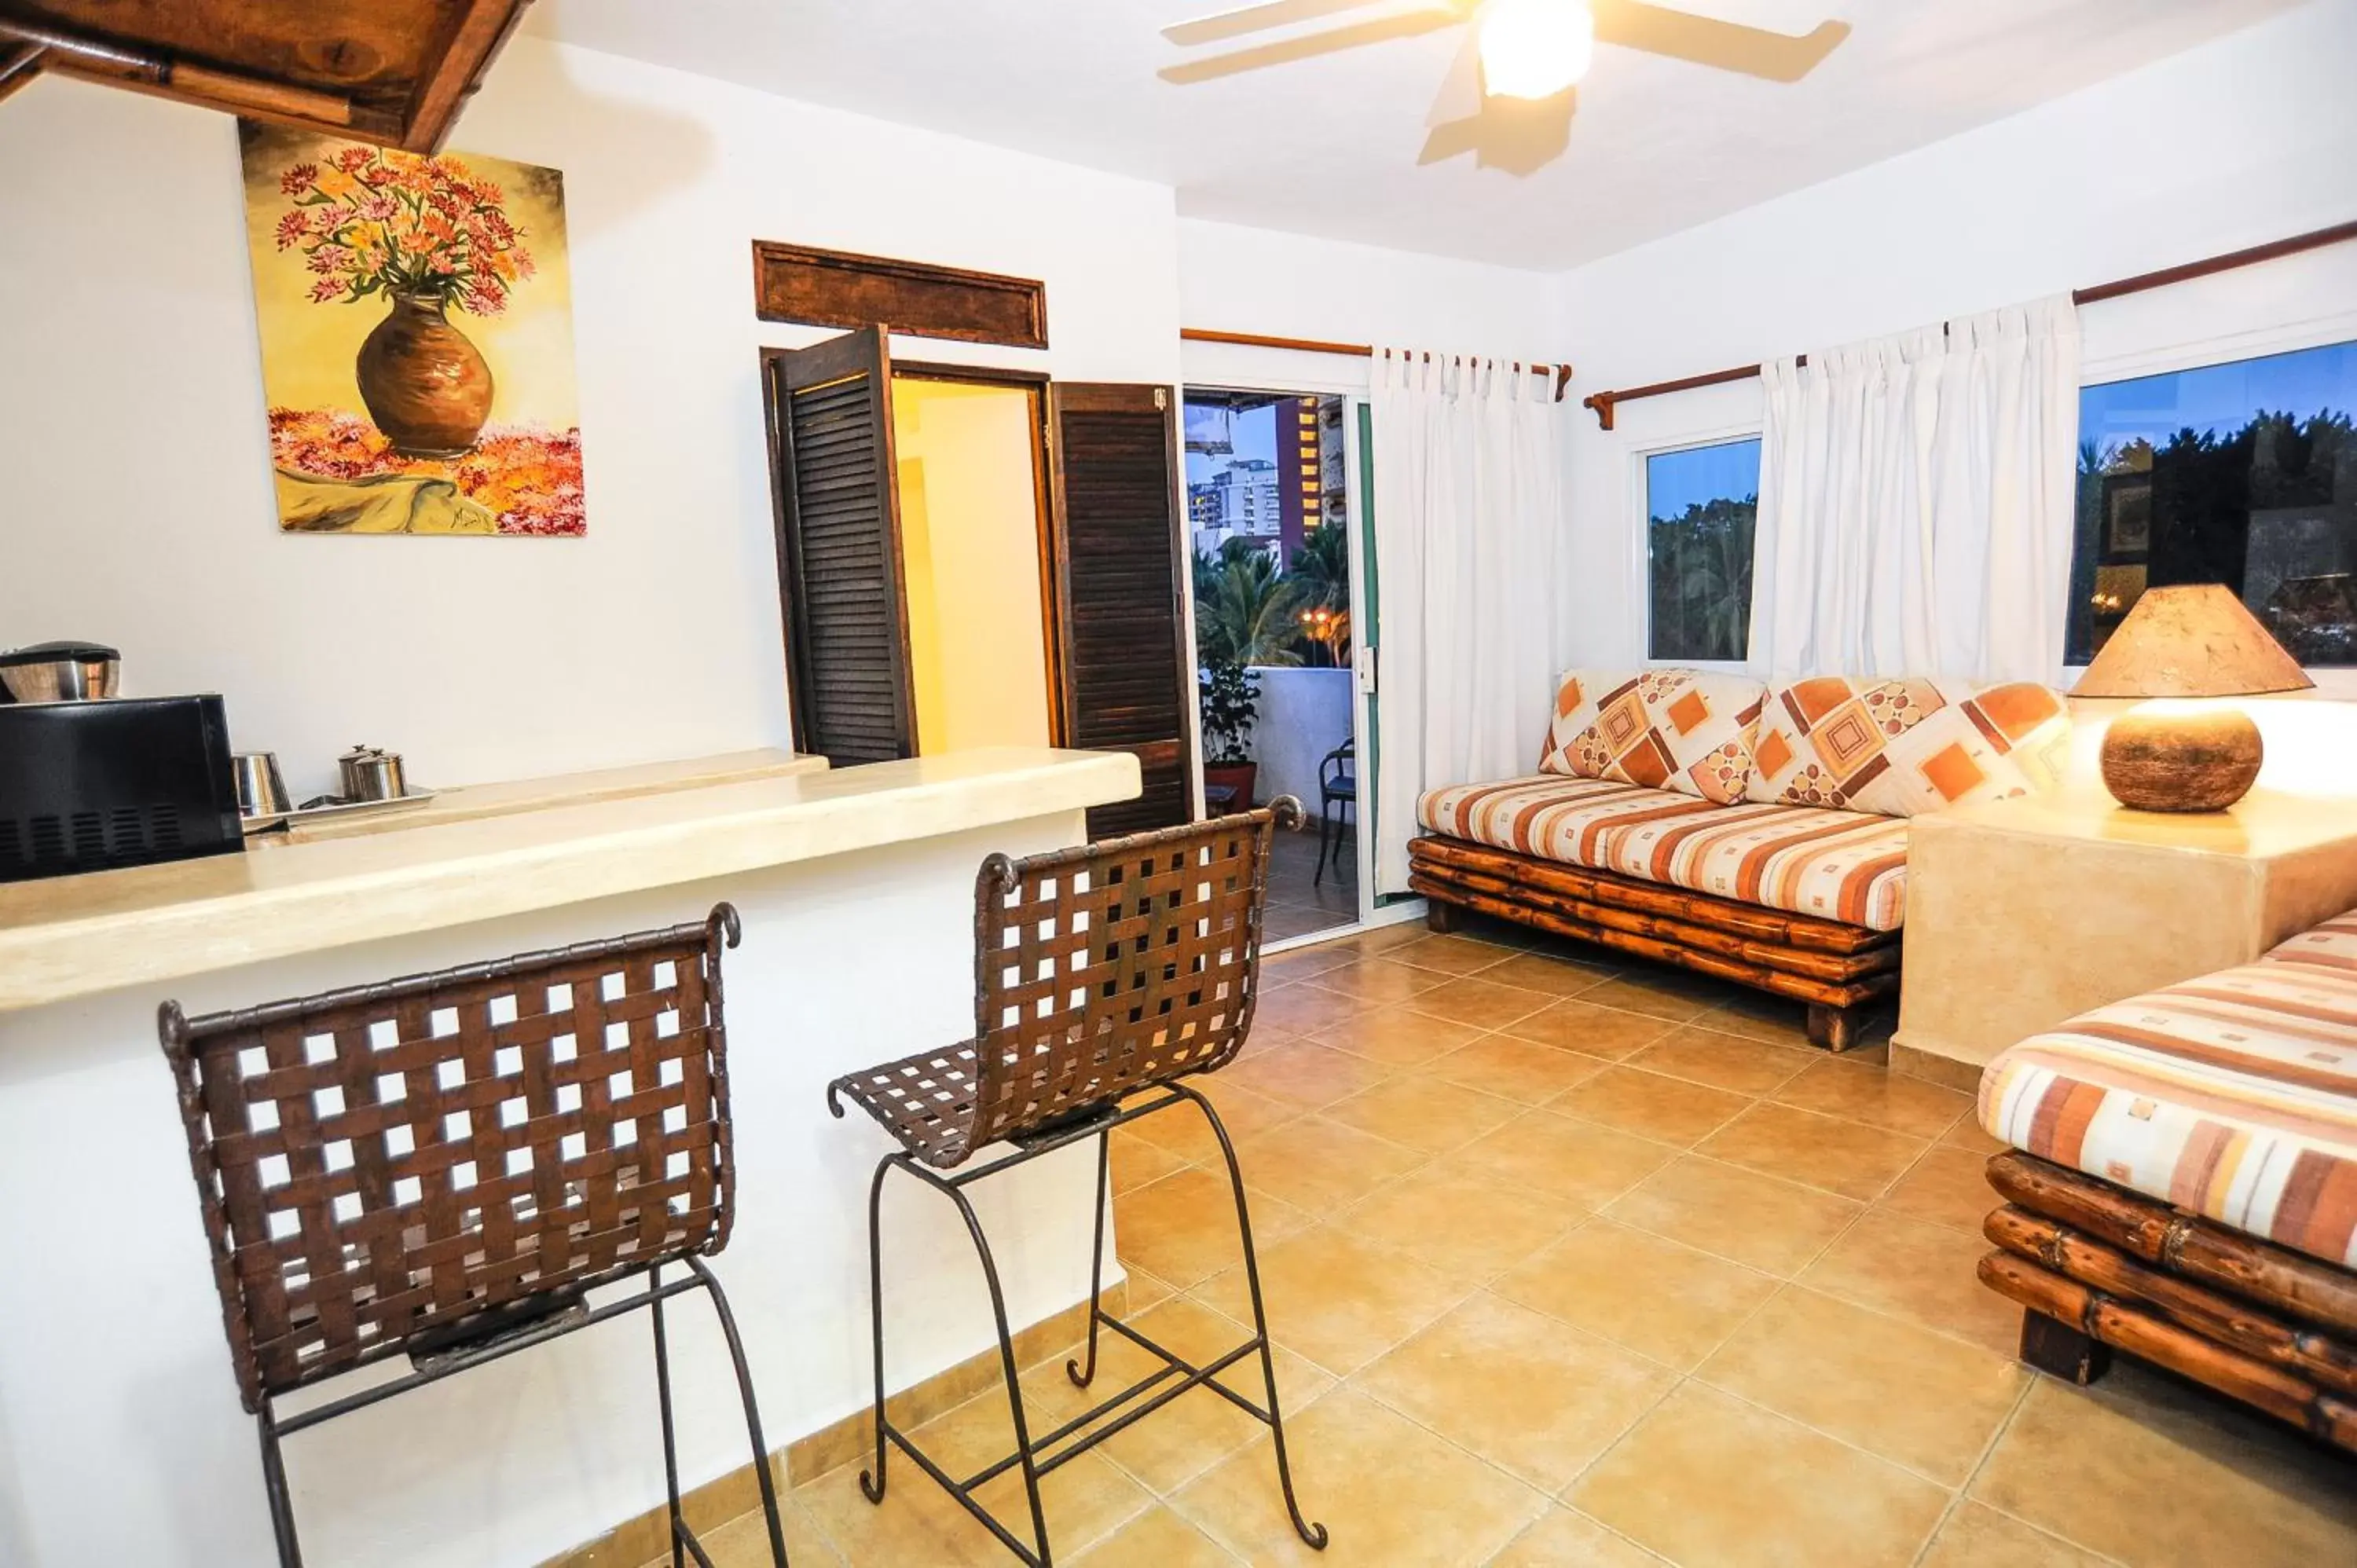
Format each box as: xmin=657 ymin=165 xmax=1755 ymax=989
xmin=827 ymin=801 xmax=1327 ymax=1567
xmin=1314 ymin=738 xmax=1356 ymax=887
xmin=159 ymin=907 xmax=788 ymax=1568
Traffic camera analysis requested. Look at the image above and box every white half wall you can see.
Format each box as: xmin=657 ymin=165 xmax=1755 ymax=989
xmin=0 ymin=819 xmax=1101 ymax=1568
xmin=1553 ymin=0 xmax=2357 ymax=679
xmin=0 ymin=38 xmax=1179 ymax=799
xmin=1248 ymin=665 xmax=1354 ymax=813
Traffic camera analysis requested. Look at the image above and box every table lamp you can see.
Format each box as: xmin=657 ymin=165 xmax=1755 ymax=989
xmin=2073 ymin=583 xmax=2314 ymax=811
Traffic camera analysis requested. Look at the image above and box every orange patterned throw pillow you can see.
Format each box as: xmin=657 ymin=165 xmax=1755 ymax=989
xmin=1744 ymin=677 xmax=2070 ymax=815
xmin=1538 ymin=668 xmax=1767 ymax=804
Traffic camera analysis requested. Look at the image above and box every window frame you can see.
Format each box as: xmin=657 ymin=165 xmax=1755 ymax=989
xmin=1629 ymin=421 xmax=1765 ymax=676
xmin=2071 ymin=312 xmax=2357 ymax=700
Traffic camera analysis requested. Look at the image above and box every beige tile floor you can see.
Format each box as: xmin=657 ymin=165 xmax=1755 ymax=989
xmin=673 ymin=918 xmax=2357 ymax=1567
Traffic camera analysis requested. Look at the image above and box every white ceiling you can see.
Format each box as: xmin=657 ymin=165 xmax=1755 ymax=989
xmin=526 ymin=0 xmax=2300 ymax=271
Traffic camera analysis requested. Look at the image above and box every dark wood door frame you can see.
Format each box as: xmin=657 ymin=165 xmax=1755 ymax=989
xmin=892 ymin=360 xmax=1050 ymax=389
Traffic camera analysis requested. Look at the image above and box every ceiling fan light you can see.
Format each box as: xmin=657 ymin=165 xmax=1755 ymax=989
xmin=1479 ymin=0 xmax=1594 ymax=101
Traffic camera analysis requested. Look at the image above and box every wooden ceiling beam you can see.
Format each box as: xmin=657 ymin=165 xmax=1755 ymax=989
xmin=401 ymin=0 xmax=537 ymax=152
xmin=0 ymin=2 xmax=533 ymax=150
xmin=0 ymin=40 xmax=43 ymax=104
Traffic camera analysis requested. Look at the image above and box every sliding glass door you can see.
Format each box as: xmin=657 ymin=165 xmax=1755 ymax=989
xmin=1183 ymin=387 xmax=1373 ymax=944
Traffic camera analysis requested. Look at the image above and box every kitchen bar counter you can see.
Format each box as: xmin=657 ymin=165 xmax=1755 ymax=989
xmin=275 ymin=746 xmax=827 ymax=843
xmin=0 ymin=743 xmax=1139 ymax=1567
xmin=0 ymin=746 xmax=1136 ymax=1013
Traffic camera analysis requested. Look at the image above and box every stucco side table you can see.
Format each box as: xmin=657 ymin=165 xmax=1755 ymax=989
xmin=1893 ymin=786 xmax=2357 ymax=1090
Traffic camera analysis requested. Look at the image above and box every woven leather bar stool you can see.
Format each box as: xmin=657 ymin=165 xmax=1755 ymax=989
xmin=827 ymin=801 xmax=1327 ymax=1566
xmin=158 ymin=906 xmax=788 ymax=1568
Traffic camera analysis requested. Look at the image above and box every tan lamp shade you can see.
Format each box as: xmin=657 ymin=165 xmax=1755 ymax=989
xmin=2074 ymin=583 xmax=2315 ymax=698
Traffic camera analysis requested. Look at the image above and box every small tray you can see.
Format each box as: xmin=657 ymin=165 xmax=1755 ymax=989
xmin=242 ymin=789 xmax=437 ymax=834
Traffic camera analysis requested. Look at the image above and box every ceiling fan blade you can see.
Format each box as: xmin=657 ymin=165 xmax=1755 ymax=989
xmin=1160 ymin=8 xmax=1466 ymax=84
xmin=1593 ymin=0 xmax=1850 ymax=83
xmin=1424 ymin=26 xmax=1483 ymax=129
xmin=1163 ymin=0 xmax=1391 ymax=46
xmin=1419 ymin=86 xmax=1578 ymax=178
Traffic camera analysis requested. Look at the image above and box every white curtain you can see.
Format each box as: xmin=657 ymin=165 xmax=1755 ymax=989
xmin=1369 ymin=350 xmax=1566 ymax=895
xmin=1748 ymin=295 xmax=2080 ymax=685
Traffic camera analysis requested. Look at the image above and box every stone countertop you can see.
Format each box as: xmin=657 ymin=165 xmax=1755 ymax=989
xmin=0 ymin=746 xmax=1138 ymax=1013
xmin=269 ymin=747 xmax=827 ymax=842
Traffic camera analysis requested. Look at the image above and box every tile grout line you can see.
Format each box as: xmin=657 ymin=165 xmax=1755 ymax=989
xmin=1901 ymin=1375 xmax=2036 ymax=1568
xmin=1937 ymin=1373 xmax=2139 ymax=1568
xmin=1138 ymin=928 xmax=2002 ymax=1562
xmin=1138 ymin=1079 xmax=2000 ymax=1376
xmin=792 ymin=933 xmax=1935 ymax=1565
xmin=1285 ymin=970 xmax=1960 ymax=1146
xmin=1689 ymin=1313 xmax=1992 ymax=1495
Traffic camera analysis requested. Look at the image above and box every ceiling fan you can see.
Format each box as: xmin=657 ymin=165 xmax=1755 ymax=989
xmin=1158 ymin=0 xmax=1852 ymax=175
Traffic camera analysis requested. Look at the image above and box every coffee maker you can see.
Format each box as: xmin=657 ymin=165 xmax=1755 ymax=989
xmin=0 ymin=643 xmax=244 ymax=882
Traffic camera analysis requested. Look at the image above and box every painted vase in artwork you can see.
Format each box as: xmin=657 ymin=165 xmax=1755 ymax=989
xmin=273 ymin=143 xmax=535 ymax=458
xmin=357 ymin=291 xmax=496 ymax=456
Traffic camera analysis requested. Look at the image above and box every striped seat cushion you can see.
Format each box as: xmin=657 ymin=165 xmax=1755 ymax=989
xmin=1416 ymin=775 xmax=1912 ymax=932
xmin=1978 ymin=909 xmax=2357 ymax=1268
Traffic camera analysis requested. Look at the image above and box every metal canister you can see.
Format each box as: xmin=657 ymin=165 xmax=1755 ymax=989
xmin=335 ymin=745 xmax=406 ymax=803
xmin=230 ymin=752 xmax=292 ymax=818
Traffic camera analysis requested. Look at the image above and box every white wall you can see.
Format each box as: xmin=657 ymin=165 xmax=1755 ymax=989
xmin=0 ymin=38 xmax=1179 ymax=798
xmin=1553 ymin=0 xmax=2357 ymax=684
xmin=1177 ymin=217 xmax=1569 ymax=394
xmin=0 ymin=38 xmax=1195 ymax=1568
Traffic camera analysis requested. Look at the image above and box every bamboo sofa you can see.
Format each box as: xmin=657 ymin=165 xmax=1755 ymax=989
xmin=1975 ymin=907 xmax=2357 ymax=1451
xmin=1410 ymin=668 xmax=2071 ymax=1051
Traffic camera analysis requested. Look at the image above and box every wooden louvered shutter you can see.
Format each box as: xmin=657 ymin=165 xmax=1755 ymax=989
xmin=764 ymin=327 xmax=917 ymax=766
xmin=1050 ymin=383 xmax=1195 ymax=837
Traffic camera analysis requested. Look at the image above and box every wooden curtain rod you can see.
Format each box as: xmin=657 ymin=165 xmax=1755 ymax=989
xmin=1579 ymin=217 xmax=2357 ymax=430
xmin=1179 ymin=326 xmax=1575 ymax=401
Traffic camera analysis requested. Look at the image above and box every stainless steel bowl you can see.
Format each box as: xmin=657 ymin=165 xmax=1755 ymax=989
xmin=0 ymin=641 xmax=119 ymax=703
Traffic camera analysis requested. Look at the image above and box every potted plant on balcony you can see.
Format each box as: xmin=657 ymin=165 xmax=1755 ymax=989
xmin=1199 ymin=660 xmax=1261 ymax=809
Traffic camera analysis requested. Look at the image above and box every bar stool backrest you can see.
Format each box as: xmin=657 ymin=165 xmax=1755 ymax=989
xmin=159 ymin=907 xmax=742 ymax=1412
xmin=963 ymin=802 xmax=1296 ymax=1152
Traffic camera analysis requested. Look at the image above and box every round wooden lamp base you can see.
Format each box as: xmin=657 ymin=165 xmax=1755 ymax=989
xmin=2099 ymin=704 xmax=2263 ymax=812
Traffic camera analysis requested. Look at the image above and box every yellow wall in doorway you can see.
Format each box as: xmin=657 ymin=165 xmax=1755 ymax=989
xmin=891 ymin=378 xmax=1054 ymax=753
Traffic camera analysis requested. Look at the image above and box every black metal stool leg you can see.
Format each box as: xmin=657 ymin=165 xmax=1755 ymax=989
xmin=685 ymin=1255 xmax=792 ymax=1567
xmin=1170 ymin=1083 xmax=1329 ymax=1550
xmin=939 ymin=1178 xmax=1055 ymax=1567
xmin=860 ymin=1153 xmax=895 ymax=1505
xmin=256 ymin=1403 xmax=304 ymax=1568
xmin=1066 ymin=1131 xmax=1113 ymax=1390
xmin=651 ymin=1263 xmax=690 ymax=1568
xmin=1314 ymin=800 xmax=1333 ymax=886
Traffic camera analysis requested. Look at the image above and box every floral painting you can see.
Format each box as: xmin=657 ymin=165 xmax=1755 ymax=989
xmin=240 ymin=123 xmax=586 ymax=537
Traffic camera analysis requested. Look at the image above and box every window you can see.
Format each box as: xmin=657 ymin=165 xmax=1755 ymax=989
xmin=1646 ymin=438 xmax=1761 ymax=663
xmin=2072 ymin=339 xmax=2357 ymax=666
